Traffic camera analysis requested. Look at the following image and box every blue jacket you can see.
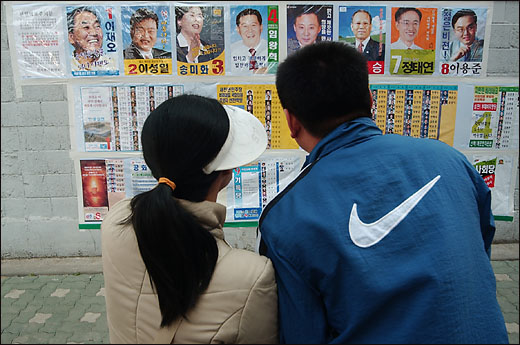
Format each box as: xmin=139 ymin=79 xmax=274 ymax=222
xmin=259 ymin=117 xmax=508 ymax=344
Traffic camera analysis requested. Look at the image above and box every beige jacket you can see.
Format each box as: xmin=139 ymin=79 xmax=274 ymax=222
xmin=101 ymin=198 xmax=278 ymax=344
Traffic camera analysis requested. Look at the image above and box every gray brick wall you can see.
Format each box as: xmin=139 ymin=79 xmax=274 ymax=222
xmin=489 ymin=1 xmax=520 ymax=76
xmin=0 ymin=0 xmax=98 ymax=258
xmin=1 ymin=1 xmax=519 ymax=258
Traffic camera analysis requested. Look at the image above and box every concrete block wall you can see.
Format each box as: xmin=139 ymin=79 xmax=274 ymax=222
xmin=1 ymin=1 xmax=519 ymax=258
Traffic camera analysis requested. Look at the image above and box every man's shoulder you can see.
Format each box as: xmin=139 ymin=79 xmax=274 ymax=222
xmin=230 ymin=40 xmax=247 ymax=51
xmin=287 ymin=38 xmax=300 ymax=52
xmin=367 ymin=38 xmax=380 ymax=46
xmin=390 ymin=41 xmax=400 ymax=49
xmin=258 ymin=38 xmax=268 ymax=47
xmin=152 ymin=48 xmax=172 ymax=58
xmin=123 ymin=45 xmax=140 ymax=59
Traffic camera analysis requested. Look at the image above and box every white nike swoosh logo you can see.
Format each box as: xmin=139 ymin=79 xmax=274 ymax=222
xmin=349 ymin=175 xmax=441 ymax=248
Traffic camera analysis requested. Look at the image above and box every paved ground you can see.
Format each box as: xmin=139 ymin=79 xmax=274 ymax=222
xmin=1 ymin=245 xmax=518 ymax=344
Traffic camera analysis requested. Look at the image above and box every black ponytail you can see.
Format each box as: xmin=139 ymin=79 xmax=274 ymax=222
xmin=124 ymin=94 xmax=229 ymax=327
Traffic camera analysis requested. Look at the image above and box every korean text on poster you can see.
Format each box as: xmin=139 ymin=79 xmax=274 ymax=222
xmin=121 ymin=5 xmax=173 ymax=76
xmin=370 ymin=84 xmax=458 ymax=146
xmin=175 ymin=4 xmax=225 ymax=76
xmin=11 ymin=4 xmax=66 ymax=78
xmin=79 ymin=84 xmax=184 ymax=152
xmin=217 ymin=84 xmax=299 ymax=149
xmin=338 ymin=5 xmax=386 ymax=74
xmin=223 ymin=154 xmax=305 ymax=222
xmin=79 ymin=153 xmax=305 ymax=225
xmin=438 ymin=7 xmax=487 ymax=77
xmin=66 ymin=5 xmax=119 ymax=77
xmin=228 ymin=5 xmax=279 ymax=75
xmin=286 ymin=4 xmax=333 ymax=56
xmin=469 ymin=86 xmax=518 ymax=149
xmin=80 ymin=160 xmax=109 ymax=222
xmin=390 ymin=7 xmax=437 ymax=75
xmin=471 ymin=154 xmax=516 ymax=217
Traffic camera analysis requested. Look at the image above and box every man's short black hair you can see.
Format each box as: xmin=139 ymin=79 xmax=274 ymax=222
xmin=130 ymin=8 xmax=159 ymax=33
xmin=452 ymin=9 xmax=477 ymax=28
xmin=293 ymin=5 xmax=320 ymax=23
xmin=352 ymin=9 xmax=372 ymax=22
xmin=276 ymin=41 xmax=371 ymax=138
xmin=236 ymin=8 xmax=262 ymax=26
xmin=67 ymin=6 xmax=100 ymax=33
xmin=395 ymin=7 xmax=422 ymax=22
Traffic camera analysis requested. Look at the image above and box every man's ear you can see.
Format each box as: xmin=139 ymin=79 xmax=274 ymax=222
xmin=68 ymin=32 xmax=75 ymax=45
xmin=284 ymin=109 xmax=301 ymax=139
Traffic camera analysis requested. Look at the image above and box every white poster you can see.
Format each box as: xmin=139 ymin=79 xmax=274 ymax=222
xmin=469 ymin=153 xmax=518 ymax=217
xmin=11 ymin=4 xmax=67 ymax=78
xmin=221 ymin=151 xmax=306 ymax=222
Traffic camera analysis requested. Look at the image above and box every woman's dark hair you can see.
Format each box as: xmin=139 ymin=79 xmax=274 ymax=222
xmin=124 ymin=94 xmax=229 ymax=327
xmin=175 ymin=6 xmax=204 ymax=33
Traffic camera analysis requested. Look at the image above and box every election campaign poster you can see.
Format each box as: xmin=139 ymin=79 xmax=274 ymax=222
xmin=438 ymin=7 xmax=487 ymax=77
xmin=389 ymin=7 xmax=437 ymax=75
xmin=174 ymin=3 xmax=225 ymax=76
xmin=121 ymin=4 xmax=173 ymax=76
xmin=286 ymin=4 xmax=333 ymax=56
xmin=370 ymin=84 xmax=458 ymax=146
xmin=227 ymin=5 xmax=279 ymax=75
xmin=338 ymin=5 xmax=386 ymax=74
xmin=66 ymin=5 xmax=120 ymax=77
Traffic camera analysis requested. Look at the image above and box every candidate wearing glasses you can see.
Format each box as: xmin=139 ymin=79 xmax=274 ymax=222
xmin=391 ymin=7 xmax=423 ymax=50
xmin=448 ymin=9 xmax=484 ymax=62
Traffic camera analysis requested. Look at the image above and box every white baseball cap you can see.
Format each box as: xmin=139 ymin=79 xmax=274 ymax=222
xmin=203 ymin=105 xmax=268 ymax=174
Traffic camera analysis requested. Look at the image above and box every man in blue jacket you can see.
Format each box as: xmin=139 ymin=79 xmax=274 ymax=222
xmin=258 ymin=41 xmax=508 ymax=344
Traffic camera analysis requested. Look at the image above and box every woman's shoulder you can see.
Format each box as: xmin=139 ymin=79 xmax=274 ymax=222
xmin=102 ymin=198 xmax=132 ymax=225
xmin=101 ymin=198 xmax=148 ymax=287
xmin=211 ymin=239 xmax=275 ymax=291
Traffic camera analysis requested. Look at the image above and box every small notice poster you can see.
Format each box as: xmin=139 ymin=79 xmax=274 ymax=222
xmin=11 ymin=4 xmax=67 ymax=78
xmin=80 ymin=160 xmax=109 ymax=222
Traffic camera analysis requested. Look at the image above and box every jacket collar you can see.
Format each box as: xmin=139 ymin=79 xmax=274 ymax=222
xmin=304 ymin=117 xmax=382 ymax=168
xmin=177 ymin=199 xmax=226 ymax=240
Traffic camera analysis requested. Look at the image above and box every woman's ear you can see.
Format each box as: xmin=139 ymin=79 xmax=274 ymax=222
xmin=205 ymin=169 xmax=232 ymax=202
xmin=217 ymin=169 xmax=233 ymax=191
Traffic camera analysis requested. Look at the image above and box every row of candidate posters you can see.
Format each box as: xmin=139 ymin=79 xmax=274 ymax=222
xmin=72 ymin=81 xmax=518 ymax=226
xmin=9 ymin=2 xmax=491 ymax=78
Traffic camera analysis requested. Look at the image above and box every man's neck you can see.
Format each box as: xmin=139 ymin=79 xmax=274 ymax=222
xmin=356 ymin=37 xmax=370 ymax=46
xmin=465 ymin=40 xmax=476 ymax=48
xmin=136 ymin=46 xmax=152 ymax=57
xmin=245 ymin=39 xmax=261 ymax=50
xmin=402 ymin=38 xmax=414 ymax=48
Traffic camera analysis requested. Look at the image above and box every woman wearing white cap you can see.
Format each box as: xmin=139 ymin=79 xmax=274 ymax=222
xmin=101 ymin=94 xmax=277 ymax=343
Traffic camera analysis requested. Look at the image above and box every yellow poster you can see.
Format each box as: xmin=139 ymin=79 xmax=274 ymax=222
xmin=370 ymin=85 xmax=458 ymax=146
xmin=217 ymin=84 xmax=299 ymax=149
